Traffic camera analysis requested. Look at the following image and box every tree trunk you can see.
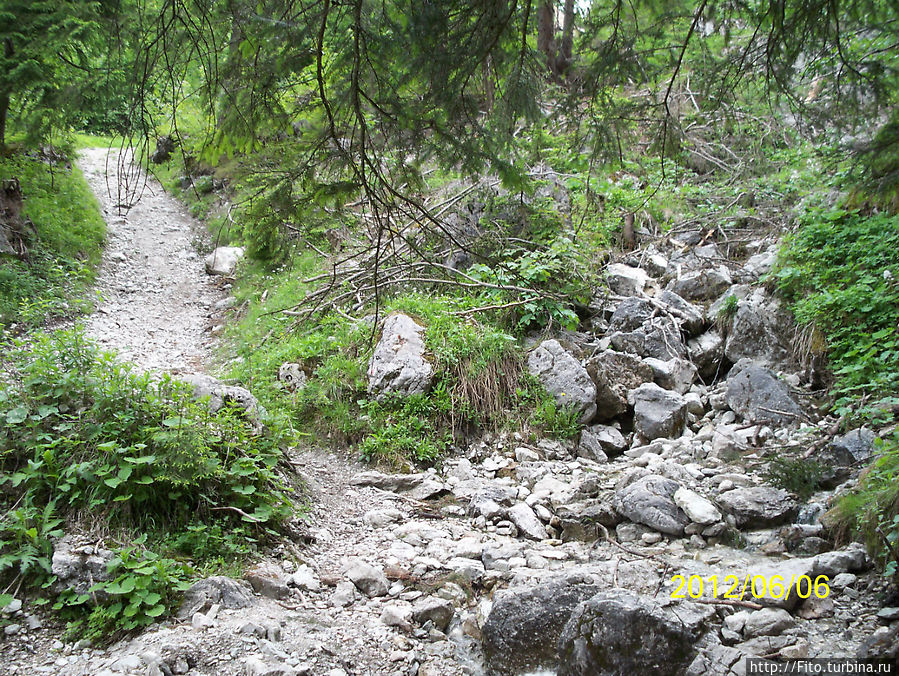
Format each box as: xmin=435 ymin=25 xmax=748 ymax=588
xmin=622 ymin=212 xmax=635 ymax=250
xmin=0 ymin=38 xmax=12 ymax=146
xmin=558 ymin=0 xmax=575 ymax=73
xmin=0 ymin=91 xmax=9 ymax=147
xmin=482 ymin=56 xmax=495 ymax=111
xmin=537 ymin=1 xmax=556 ymax=73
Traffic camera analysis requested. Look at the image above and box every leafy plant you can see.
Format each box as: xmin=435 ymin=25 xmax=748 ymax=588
xmin=833 ymin=432 xmax=899 ymax=579
xmin=0 ymin=154 xmax=105 ymax=328
xmin=55 ymin=545 xmax=193 ymax=643
xmin=775 ymin=208 xmax=899 ymax=421
xmin=763 ymin=454 xmax=825 ymax=500
xmin=529 ymin=397 xmax=581 ymax=439
xmin=0 ymin=498 xmax=63 ymax=587
xmin=715 ymin=294 xmax=739 ymax=332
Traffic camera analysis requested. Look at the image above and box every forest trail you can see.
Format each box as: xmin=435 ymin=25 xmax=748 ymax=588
xmin=77 ymin=148 xmax=219 ymax=373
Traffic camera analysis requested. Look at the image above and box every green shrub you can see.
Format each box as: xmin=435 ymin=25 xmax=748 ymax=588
xmin=55 ymin=544 xmax=193 ymax=643
xmin=0 ymin=328 xmax=292 ymax=531
xmin=762 ymin=454 xmax=825 ymax=500
xmin=0 ymin=154 xmax=105 ymax=328
xmin=0 ymin=327 xmax=296 ymax=637
xmin=833 ymin=432 xmax=899 ymax=579
xmin=775 ymin=209 xmax=899 ymax=422
xmin=528 ymin=396 xmax=582 ymax=439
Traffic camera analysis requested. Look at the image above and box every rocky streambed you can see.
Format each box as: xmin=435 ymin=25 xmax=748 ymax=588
xmin=2 ymin=156 xmax=897 ymax=675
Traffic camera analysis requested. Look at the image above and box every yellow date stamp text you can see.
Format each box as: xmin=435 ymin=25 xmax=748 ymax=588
xmin=670 ymin=574 xmax=831 ymax=601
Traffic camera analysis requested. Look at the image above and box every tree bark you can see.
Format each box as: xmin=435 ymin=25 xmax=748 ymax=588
xmin=0 ymin=38 xmax=12 ymax=145
xmin=537 ymin=1 xmax=556 ymax=70
xmin=0 ymin=91 xmax=9 ymax=147
xmin=482 ymin=56 xmax=495 ymax=111
xmin=622 ymin=212 xmax=635 ymax=250
xmin=559 ymin=0 xmax=575 ymax=72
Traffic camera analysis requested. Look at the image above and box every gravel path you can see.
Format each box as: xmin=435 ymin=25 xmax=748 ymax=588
xmin=77 ymin=148 xmax=220 ymax=373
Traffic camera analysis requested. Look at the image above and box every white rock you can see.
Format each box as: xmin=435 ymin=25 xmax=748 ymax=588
xmin=204 ymin=246 xmax=244 ymax=275
xmin=607 ymin=263 xmax=652 ymax=296
xmin=508 ymin=503 xmax=548 ymax=540
xmin=674 ymin=487 xmax=721 ymax=525
xmin=346 ymin=562 xmax=389 ymax=597
xmin=290 ymin=565 xmax=321 ymax=592
xmin=191 ymin=611 xmax=215 ymax=630
xmin=367 ymin=313 xmax=434 ymax=399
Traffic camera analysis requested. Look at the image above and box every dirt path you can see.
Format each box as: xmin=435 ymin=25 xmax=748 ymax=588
xmin=77 ymin=148 xmax=219 ymax=373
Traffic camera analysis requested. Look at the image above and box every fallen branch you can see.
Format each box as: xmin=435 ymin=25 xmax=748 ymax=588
xmin=210 ymin=505 xmax=264 ymax=523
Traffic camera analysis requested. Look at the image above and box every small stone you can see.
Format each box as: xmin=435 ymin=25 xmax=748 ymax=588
xmin=290 ymin=565 xmax=321 ymax=592
xmin=508 ymin=503 xmax=548 ymax=540
xmin=381 ymin=603 xmax=413 ymax=631
xmin=346 ymin=562 xmax=389 ymax=597
xmin=674 ymin=487 xmax=721 ymax=525
xmin=641 ymin=532 xmax=662 ymax=545
xmin=1 ymin=598 xmax=22 ymax=614
xmin=412 ymin=597 xmax=455 ymax=631
xmin=515 ymin=447 xmax=539 ymax=463
xmin=877 ymin=607 xmax=899 ymax=622
xmin=831 ymin=572 xmax=857 ymax=589
xmin=331 ymin=581 xmax=358 ymax=607
xmin=192 ymin=611 xmax=215 ymax=629
xmin=246 ymin=562 xmax=291 ymax=600
xmin=742 ymin=608 xmax=795 ymax=638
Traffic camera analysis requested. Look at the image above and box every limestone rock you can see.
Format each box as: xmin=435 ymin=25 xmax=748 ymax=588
xmin=578 ymin=424 xmax=627 ymax=460
xmin=606 ymin=264 xmax=651 ymax=296
xmin=527 ymin=339 xmax=597 ymax=423
xmin=367 ymin=313 xmax=434 ymax=399
xmin=508 ymin=503 xmax=549 ymax=540
xmin=204 ymin=246 xmax=244 ymax=276
xmin=674 ymin=487 xmax=721 ymax=525
xmin=610 ymin=317 xmax=687 ymax=361
xmin=716 ymin=486 xmax=798 ymax=528
xmin=631 ymin=383 xmax=688 ymax=441
xmin=51 ymin=537 xmax=114 ymax=598
xmin=657 ymin=290 xmax=705 ymax=335
xmin=557 ymin=589 xmax=715 ymax=676
xmin=688 ymin=330 xmax=725 ymax=381
xmin=277 ymin=363 xmax=307 ymax=392
xmin=614 ymin=475 xmax=689 ymax=536
xmin=412 ymin=596 xmax=455 ymax=631
xmin=346 ymin=562 xmax=388 ymax=597
xmin=608 ymin=297 xmax=654 ymax=332
xmin=179 ymin=373 xmax=265 ymax=425
xmin=644 ymin=357 xmax=697 ymax=394
xmin=725 ymin=361 xmax=802 ymax=425
xmin=741 ymin=608 xmax=796 ymax=638
xmin=482 ymin=580 xmax=600 ymax=676
xmin=668 ymin=266 xmax=732 ymax=301
xmin=586 ymin=350 xmax=653 ymax=420
xmin=245 ymin=563 xmax=291 ymax=600
xmin=723 ymin=291 xmax=793 ymax=366
xmin=828 ymin=428 xmax=877 ymax=465
xmin=177 ymin=576 xmax=254 ymax=620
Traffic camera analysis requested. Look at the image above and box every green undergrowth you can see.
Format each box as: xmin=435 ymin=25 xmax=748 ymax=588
xmin=776 ymin=206 xmax=899 ymax=579
xmin=0 ymin=327 xmax=294 ymax=640
xmin=776 ymin=208 xmax=899 ymax=422
xmin=0 ymin=152 xmax=106 ymax=328
xmin=220 ymin=259 xmax=582 ymax=466
xmin=833 ymin=431 xmax=899 ymax=580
